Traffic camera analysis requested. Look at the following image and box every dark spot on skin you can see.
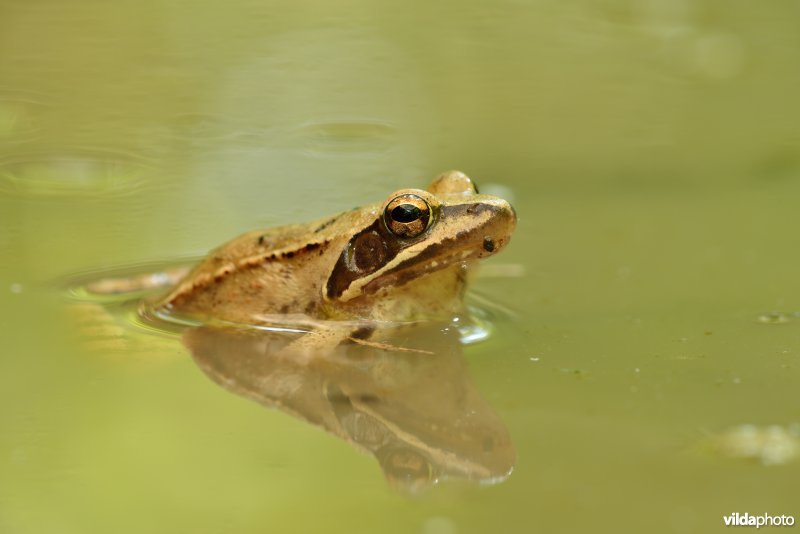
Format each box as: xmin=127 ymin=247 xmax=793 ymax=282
xmin=246 ymin=241 xmax=330 ymax=270
xmin=314 ymin=217 xmax=338 ymax=233
xmin=466 ymin=203 xmax=481 ymax=214
xmin=350 ymin=326 xmax=375 ymax=340
xmin=257 ymin=235 xmax=265 ymax=245
xmin=282 ymin=242 xmax=323 ymax=259
xmin=483 ymin=236 xmax=495 ymax=253
xmin=279 ymin=304 xmax=289 ymax=313
xmin=212 ymin=268 xmax=232 ymax=282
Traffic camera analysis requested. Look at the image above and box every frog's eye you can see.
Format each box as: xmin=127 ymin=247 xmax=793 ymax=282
xmin=383 ymin=194 xmax=432 ymax=238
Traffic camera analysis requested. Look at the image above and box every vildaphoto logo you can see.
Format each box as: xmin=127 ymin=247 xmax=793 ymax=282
xmin=723 ymin=513 xmax=795 ymax=528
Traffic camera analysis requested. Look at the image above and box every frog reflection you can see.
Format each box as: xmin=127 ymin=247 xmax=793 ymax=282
xmin=183 ymin=322 xmax=515 ymax=491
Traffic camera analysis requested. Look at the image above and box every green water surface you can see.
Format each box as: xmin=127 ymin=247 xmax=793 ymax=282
xmin=1 ymin=1 xmax=799 ymax=533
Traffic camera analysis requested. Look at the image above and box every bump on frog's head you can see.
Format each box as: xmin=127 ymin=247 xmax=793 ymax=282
xmin=427 ymin=170 xmax=479 ymax=197
xmin=325 ymin=171 xmax=516 ymax=303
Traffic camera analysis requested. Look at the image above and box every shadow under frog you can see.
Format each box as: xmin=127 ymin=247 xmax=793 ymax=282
xmin=183 ymin=322 xmax=515 ymax=492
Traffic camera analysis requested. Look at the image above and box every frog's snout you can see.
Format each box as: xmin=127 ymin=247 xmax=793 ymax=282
xmin=479 ymin=198 xmax=516 ymax=256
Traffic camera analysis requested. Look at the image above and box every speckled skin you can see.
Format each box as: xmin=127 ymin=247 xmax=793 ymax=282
xmin=155 ymin=171 xmax=516 ymax=325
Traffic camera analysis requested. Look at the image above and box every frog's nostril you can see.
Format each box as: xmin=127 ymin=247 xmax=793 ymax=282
xmin=483 ymin=236 xmax=496 ymax=253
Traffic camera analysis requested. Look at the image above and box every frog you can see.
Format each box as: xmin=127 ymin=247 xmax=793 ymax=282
xmin=150 ymin=170 xmax=516 ymax=334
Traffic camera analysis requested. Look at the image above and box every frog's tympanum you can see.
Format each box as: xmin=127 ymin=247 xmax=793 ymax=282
xmin=151 ymin=170 xmax=516 ymax=333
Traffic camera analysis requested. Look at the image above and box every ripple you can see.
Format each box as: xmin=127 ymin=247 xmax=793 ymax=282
xmin=63 ymin=261 xmax=196 ymax=339
xmin=0 ymin=149 xmax=154 ymax=196
xmin=295 ymin=120 xmax=396 ymax=156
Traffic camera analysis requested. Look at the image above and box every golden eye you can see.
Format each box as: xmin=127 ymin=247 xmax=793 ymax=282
xmin=383 ymin=194 xmax=432 ymax=238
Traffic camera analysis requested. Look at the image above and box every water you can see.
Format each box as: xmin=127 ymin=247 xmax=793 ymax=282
xmin=1 ymin=1 xmax=799 ymax=532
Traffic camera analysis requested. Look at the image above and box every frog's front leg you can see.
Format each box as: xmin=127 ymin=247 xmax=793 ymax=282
xmin=284 ymin=325 xmax=432 ymax=361
xmin=283 ymin=326 xmax=351 ymax=363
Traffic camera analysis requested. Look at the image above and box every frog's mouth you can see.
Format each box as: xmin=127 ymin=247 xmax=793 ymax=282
xmin=344 ymin=199 xmax=516 ymax=301
xmin=361 ymin=239 xmax=495 ymax=295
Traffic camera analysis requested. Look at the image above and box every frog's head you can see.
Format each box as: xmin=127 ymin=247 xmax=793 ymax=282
xmin=325 ymin=171 xmax=517 ymax=305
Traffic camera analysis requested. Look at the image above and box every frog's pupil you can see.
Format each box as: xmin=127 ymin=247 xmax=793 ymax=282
xmin=391 ymin=204 xmax=421 ymax=223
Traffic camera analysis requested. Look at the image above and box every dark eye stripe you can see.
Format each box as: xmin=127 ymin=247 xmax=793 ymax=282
xmin=390 ymin=204 xmax=421 ymax=223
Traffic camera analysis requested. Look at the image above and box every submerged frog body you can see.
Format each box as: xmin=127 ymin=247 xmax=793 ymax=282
xmin=154 ymin=170 xmax=516 ymax=326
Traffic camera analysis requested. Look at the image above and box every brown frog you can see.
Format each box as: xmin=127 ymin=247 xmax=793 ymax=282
xmin=152 ymin=170 xmax=516 ymax=330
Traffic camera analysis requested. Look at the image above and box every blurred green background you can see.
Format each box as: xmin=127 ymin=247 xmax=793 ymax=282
xmin=1 ymin=0 xmax=799 ymax=533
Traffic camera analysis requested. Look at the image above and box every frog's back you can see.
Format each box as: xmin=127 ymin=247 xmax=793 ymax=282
xmin=154 ymin=217 xmax=354 ymax=324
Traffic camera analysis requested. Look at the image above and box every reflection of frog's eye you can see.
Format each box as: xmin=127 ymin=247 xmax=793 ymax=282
xmin=384 ymin=194 xmax=431 ymax=238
